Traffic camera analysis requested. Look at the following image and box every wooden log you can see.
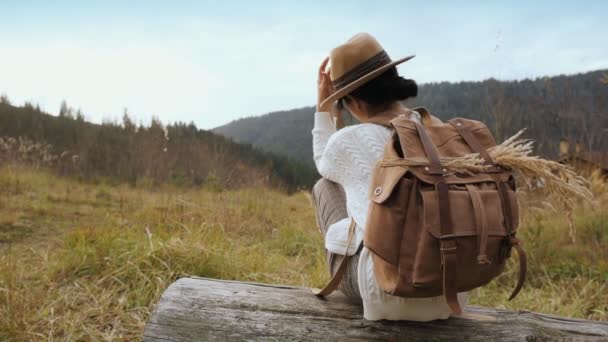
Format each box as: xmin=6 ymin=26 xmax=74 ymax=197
xmin=144 ymin=277 xmax=608 ymax=341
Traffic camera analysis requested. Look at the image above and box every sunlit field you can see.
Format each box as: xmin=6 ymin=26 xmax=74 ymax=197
xmin=1 ymin=166 xmax=606 ymax=340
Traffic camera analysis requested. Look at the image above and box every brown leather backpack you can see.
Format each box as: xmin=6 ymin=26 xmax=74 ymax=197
xmin=313 ymin=107 xmax=526 ymax=316
xmin=364 ymin=108 xmax=526 ymax=315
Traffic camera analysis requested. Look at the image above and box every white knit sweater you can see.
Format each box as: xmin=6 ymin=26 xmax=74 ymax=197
xmin=312 ymin=111 xmax=467 ymax=321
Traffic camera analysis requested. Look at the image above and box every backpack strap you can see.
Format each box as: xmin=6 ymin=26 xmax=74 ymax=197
xmin=448 ymin=118 xmax=527 ymax=301
xmin=497 ymin=180 xmax=528 ymax=301
xmin=465 ymin=184 xmax=491 ymax=264
xmin=411 ymin=106 xmax=438 ymax=126
xmin=438 ymin=182 xmax=462 ymax=315
xmin=448 ymin=118 xmax=495 ymax=167
xmin=508 ymin=237 xmax=527 ymax=300
xmin=413 ymin=120 xmax=444 ymax=175
xmin=413 ymin=120 xmax=462 ymax=315
xmin=312 ymin=219 xmax=359 ymax=297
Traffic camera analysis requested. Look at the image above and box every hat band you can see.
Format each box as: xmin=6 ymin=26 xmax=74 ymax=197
xmin=332 ymin=50 xmax=392 ymax=90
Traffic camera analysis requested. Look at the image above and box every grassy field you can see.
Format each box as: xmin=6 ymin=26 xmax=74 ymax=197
xmin=0 ymin=165 xmax=606 ymax=340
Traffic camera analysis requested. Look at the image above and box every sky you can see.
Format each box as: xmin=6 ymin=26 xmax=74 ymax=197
xmin=1 ymin=0 xmax=607 ymax=129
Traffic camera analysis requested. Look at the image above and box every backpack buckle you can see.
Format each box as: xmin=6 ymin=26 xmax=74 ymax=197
xmin=440 ymin=239 xmax=457 ymax=265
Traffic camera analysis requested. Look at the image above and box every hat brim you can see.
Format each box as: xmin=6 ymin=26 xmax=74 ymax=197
xmin=320 ymin=54 xmax=415 ymax=111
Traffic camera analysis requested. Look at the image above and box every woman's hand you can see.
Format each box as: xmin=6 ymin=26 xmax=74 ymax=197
xmin=317 ymin=57 xmax=334 ymax=112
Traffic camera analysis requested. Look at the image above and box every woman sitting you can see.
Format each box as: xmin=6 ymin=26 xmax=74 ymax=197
xmin=311 ymin=32 xmax=467 ymax=321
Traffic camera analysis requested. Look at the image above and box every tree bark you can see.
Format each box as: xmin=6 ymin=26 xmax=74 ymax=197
xmin=144 ymin=277 xmax=608 ymax=341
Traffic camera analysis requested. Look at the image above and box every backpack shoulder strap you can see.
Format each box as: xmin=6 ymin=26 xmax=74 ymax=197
xmin=411 ymin=106 xmax=442 ymax=126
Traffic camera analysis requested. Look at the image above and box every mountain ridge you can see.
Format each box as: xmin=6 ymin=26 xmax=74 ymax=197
xmin=214 ymin=69 xmax=608 ymax=168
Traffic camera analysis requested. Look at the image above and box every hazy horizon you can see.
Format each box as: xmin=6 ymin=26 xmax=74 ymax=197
xmin=5 ymin=68 xmax=607 ymax=129
xmin=1 ymin=0 xmax=607 ymax=129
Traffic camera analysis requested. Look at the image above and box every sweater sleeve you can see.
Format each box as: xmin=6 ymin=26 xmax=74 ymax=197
xmin=311 ymin=111 xmax=344 ymax=182
xmin=312 ymin=111 xmax=336 ymax=167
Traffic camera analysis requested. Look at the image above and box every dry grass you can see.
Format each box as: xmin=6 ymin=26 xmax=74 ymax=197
xmin=380 ymin=129 xmax=594 ymax=209
xmin=471 ymin=201 xmax=608 ymax=320
xmin=0 ymin=165 xmax=606 ymax=340
xmin=0 ymin=166 xmax=325 ymax=340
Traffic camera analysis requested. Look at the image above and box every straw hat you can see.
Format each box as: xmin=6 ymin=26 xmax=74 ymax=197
xmin=320 ymin=33 xmax=415 ymax=110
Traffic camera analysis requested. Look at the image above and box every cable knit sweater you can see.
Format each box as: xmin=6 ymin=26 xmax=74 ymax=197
xmin=312 ymin=111 xmax=467 ymax=321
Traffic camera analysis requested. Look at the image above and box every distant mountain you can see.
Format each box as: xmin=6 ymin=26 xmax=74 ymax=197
xmin=214 ymin=69 xmax=608 ymax=167
xmin=0 ymin=101 xmax=318 ymax=191
xmin=214 ymin=107 xmax=316 ymax=169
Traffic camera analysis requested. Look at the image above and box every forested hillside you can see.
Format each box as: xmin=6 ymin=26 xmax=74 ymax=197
xmin=0 ymin=99 xmax=318 ymax=191
xmin=214 ymin=69 xmax=608 ymax=167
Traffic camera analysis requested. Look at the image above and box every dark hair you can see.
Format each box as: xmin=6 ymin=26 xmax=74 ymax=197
xmin=339 ymin=66 xmax=417 ymax=112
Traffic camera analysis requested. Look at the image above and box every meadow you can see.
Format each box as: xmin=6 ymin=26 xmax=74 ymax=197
xmin=0 ymin=165 xmax=606 ymax=340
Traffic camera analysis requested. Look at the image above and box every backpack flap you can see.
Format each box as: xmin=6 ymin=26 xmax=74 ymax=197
xmin=365 ymin=164 xmax=411 ymax=266
xmin=420 ymin=184 xmax=519 ymax=239
xmin=369 ymin=165 xmax=408 ymax=204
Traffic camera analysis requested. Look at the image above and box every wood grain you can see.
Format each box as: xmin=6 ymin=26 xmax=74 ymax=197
xmin=144 ymin=277 xmax=608 ymax=341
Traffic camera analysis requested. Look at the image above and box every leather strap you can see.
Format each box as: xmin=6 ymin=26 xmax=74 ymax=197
xmin=436 ymin=182 xmax=453 ymax=238
xmin=448 ymin=118 xmax=495 ymax=166
xmin=411 ymin=107 xmax=435 ymax=126
xmin=449 ymin=117 xmax=525 ymax=298
xmin=312 ymin=219 xmax=359 ymax=297
xmin=497 ymin=181 xmax=515 ymax=234
xmin=414 ymin=120 xmax=444 ymax=175
xmin=465 ymin=184 xmax=491 ymax=264
xmin=441 ymin=239 xmax=462 ymax=315
xmin=495 ymin=180 xmax=527 ymax=300
xmin=508 ymin=237 xmax=527 ymax=300
xmin=436 ymin=181 xmax=462 ymax=315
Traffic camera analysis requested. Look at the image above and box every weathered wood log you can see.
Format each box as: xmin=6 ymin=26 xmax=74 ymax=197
xmin=144 ymin=277 xmax=608 ymax=341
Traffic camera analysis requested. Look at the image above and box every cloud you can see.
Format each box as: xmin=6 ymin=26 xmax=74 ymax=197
xmin=0 ymin=1 xmax=606 ymax=129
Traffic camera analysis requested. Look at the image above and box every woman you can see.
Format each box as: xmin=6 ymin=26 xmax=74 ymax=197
xmin=311 ymin=32 xmax=467 ymax=321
